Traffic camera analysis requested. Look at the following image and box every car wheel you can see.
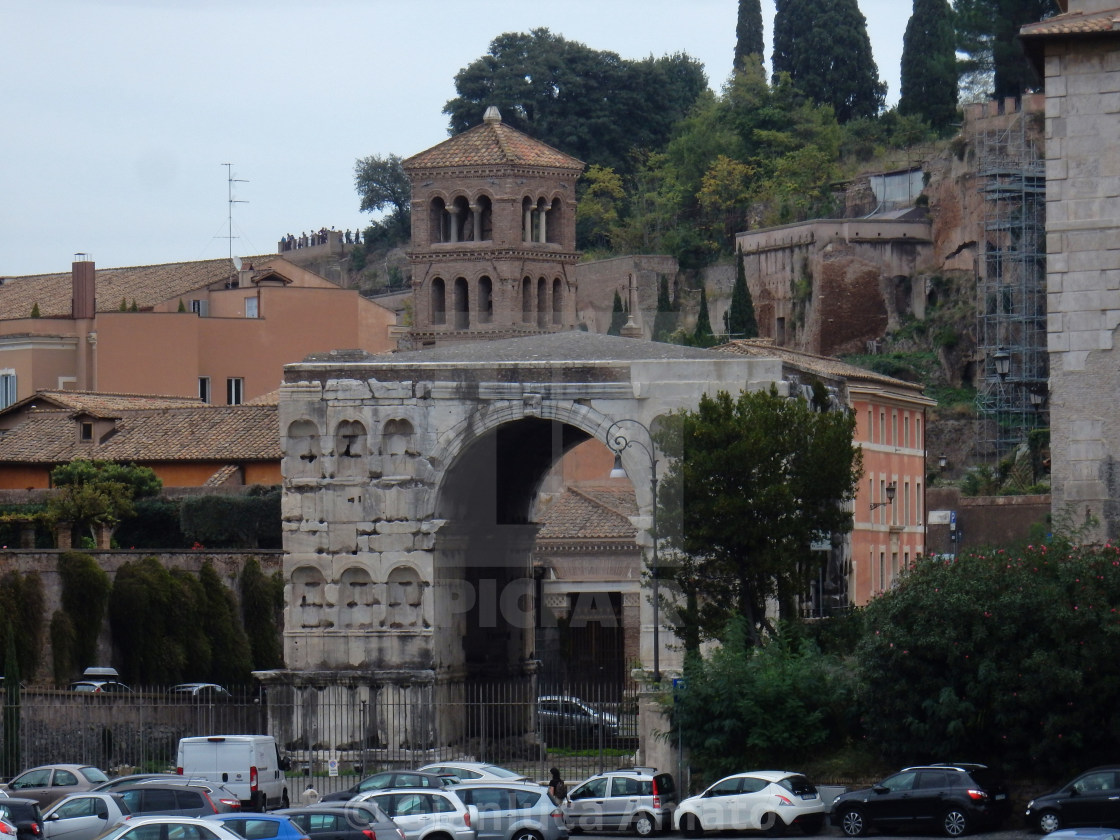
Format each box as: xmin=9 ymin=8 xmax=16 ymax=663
xmin=799 ymin=815 xmax=824 ymax=836
xmin=682 ymin=813 xmax=703 ymax=837
xmin=942 ymin=808 xmax=969 ymax=837
xmin=762 ymin=813 xmax=787 ymax=837
xmin=632 ymin=812 xmax=656 ymax=837
xmin=839 ymin=808 xmax=868 ymax=837
xmin=513 ymin=830 xmax=542 ymax=840
xmin=1038 ymin=811 xmax=1062 ymax=833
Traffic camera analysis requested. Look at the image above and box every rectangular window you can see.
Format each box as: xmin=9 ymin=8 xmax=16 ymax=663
xmin=199 ymin=377 xmax=211 ymax=404
xmin=867 ymin=410 xmax=873 ymax=442
xmin=879 ymin=411 xmax=885 ymax=444
xmin=916 ymin=417 xmax=922 ymax=449
xmin=892 ymin=412 xmax=898 ymax=447
xmin=879 ymin=552 xmax=885 ymax=591
xmin=191 ymin=299 xmax=209 ymax=317
xmin=227 ymin=377 xmax=244 ymax=405
xmin=904 ymin=482 xmax=911 ymax=527
xmin=0 ymin=372 xmax=16 ymax=409
xmin=904 ymin=416 xmax=910 ymax=448
xmin=80 ymin=422 xmax=93 ymax=441
xmin=245 ymin=297 xmax=259 ymax=318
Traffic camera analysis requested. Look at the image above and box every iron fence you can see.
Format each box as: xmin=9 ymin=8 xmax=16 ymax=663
xmin=0 ymin=680 xmax=639 ymax=791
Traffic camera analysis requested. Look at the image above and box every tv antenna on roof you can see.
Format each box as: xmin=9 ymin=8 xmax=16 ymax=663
xmin=222 ymin=163 xmax=248 ymax=266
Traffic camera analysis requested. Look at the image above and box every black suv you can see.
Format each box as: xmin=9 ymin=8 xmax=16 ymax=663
xmin=830 ymin=763 xmax=1011 ymax=838
xmin=1025 ymin=765 xmax=1120 ymax=833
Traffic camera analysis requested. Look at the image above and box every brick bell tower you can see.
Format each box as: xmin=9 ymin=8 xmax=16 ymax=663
xmin=401 ymin=106 xmax=585 ymax=347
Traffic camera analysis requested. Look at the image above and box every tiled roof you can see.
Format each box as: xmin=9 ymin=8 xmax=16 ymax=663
xmin=0 ymin=405 xmax=279 ymax=464
xmin=3 ymin=390 xmax=203 ymax=418
xmin=1021 ymin=7 xmax=1120 ymax=37
xmin=536 ymin=484 xmax=638 ymax=541
xmin=402 ymin=110 xmax=584 ymax=172
xmin=0 ymin=255 xmax=275 ymax=320
xmin=716 ymin=339 xmax=929 ymax=393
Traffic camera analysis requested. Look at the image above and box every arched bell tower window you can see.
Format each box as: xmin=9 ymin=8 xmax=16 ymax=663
xmin=479 ymin=276 xmax=494 ymax=324
xmin=547 ymin=197 xmax=562 ymax=244
xmin=431 ymin=277 xmax=446 ymax=325
xmin=429 ymin=197 xmax=448 ymax=244
xmin=453 ymin=277 xmax=470 ymax=329
xmin=522 ymin=276 xmax=533 ymax=323
xmin=452 ymin=196 xmax=471 ymax=242
xmin=552 ymin=277 xmax=563 ymax=325
xmin=477 ymin=196 xmax=493 ymax=241
xmin=536 ymin=276 xmax=548 ymax=328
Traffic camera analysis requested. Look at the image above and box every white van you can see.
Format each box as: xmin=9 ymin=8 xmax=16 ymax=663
xmin=176 ymin=734 xmax=289 ymax=810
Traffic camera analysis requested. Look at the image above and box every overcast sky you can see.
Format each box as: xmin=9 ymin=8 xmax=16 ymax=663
xmin=0 ymin=0 xmax=911 ymax=277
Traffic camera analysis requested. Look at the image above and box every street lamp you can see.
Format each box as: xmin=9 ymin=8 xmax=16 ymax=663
xmin=993 ymin=347 xmax=1011 ymax=380
xmin=870 ymin=482 xmax=897 ymax=511
xmin=605 ymin=418 xmax=661 ymax=684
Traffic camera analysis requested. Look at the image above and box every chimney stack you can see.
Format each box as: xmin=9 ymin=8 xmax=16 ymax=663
xmin=72 ymin=253 xmax=95 ymax=320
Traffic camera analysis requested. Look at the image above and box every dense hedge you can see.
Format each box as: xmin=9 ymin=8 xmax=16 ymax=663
xmin=179 ymin=488 xmax=282 ymax=549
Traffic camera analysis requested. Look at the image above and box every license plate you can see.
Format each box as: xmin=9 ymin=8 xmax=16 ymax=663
xmin=995 ymin=794 xmax=1007 ymax=800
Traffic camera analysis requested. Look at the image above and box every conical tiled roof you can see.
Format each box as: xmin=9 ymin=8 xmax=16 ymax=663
xmin=402 ymin=107 xmax=584 ymax=173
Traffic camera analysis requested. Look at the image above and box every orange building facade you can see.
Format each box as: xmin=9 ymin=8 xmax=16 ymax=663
xmin=0 ymin=256 xmax=398 ymax=407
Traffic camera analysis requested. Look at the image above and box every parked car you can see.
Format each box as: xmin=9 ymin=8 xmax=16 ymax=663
xmin=169 ymin=684 xmax=232 ymax=702
xmin=205 ymin=814 xmax=308 ymax=840
xmin=115 ymin=782 xmax=241 ymax=817
xmin=564 ymin=768 xmax=677 ymax=836
xmin=69 ymin=667 xmax=130 ymax=695
xmin=92 ymin=814 xmax=247 ymax=840
xmin=0 ymin=818 xmax=19 ymax=838
xmin=1 ymin=766 xmax=111 ymax=808
xmin=537 ymin=696 xmax=618 ymax=742
xmin=39 ymin=792 xmax=130 ymax=840
xmin=417 ymin=764 xmax=529 ymax=784
xmin=0 ymin=797 xmax=44 ymax=840
xmin=675 ymin=771 xmax=825 ymax=837
xmin=355 ymin=789 xmax=476 ymax=840
xmin=93 ymin=776 xmax=186 ymax=794
xmin=1025 ymin=766 xmax=1120 ymax=833
xmin=275 ymin=804 xmax=405 ymax=840
xmin=454 ymin=781 xmax=567 ymax=840
xmin=830 ymin=763 xmax=1010 ymax=838
xmin=321 ymin=772 xmax=448 ymax=803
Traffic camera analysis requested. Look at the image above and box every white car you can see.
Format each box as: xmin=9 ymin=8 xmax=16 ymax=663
xmin=674 ymin=771 xmax=825 ymax=836
xmin=41 ymin=793 xmax=131 ymax=840
xmin=92 ymin=815 xmax=247 ymax=840
xmin=417 ymin=763 xmax=530 ymax=784
xmin=356 ymin=789 xmax=477 ymax=840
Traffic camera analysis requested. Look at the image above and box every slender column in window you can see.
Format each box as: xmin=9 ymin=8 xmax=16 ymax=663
xmin=447 ymin=206 xmax=460 ymax=243
xmin=523 ymin=203 xmax=533 ymax=241
xmin=537 ymin=205 xmax=548 ymax=243
xmin=470 ymin=204 xmax=482 ymax=242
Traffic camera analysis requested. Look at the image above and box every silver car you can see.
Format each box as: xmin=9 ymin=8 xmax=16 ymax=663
xmin=40 ymin=793 xmax=130 ymax=840
xmin=454 ymin=782 xmax=568 ymax=840
xmin=356 ymin=790 xmax=476 ymax=840
xmin=565 ymin=769 xmax=677 ymax=837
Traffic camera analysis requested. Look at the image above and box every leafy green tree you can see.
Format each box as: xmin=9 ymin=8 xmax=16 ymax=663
xmin=734 ymin=0 xmax=765 ymax=73
xmin=575 ymin=165 xmax=625 ymax=250
xmin=772 ymin=0 xmax=886 ymax=122
xmin=444 ymin=29 xmax=706 ymax=174
xmin=57 ymin=551 xmax=111 ymax=671
xmin=693 ymin=286 xmax=716 ymax=348
xmin=673 ymin=618 xmax=855 ymax=779
xmin=608 ymin=290 xmax=627 ymax=336
xmin=353 ymin=153 xmax=411 ymax=243
xmin=655 ymin=387 xmax=862 ymax=646
xmin=49 ymin=460 xmax=161 ymax=545
xmin=955 ymin=0 xmax=1058 ymax=101
xmin=727 ymin=246 xmax=759 ymax=339
xmin=652 ymin=275 xmax=676 ymax=342
xmin=697 ymin=155 xmax=757 ymax=251
xmin=856 ymin=544 xmax=1120 ymax=778
xmin=899 ymin=0 xmax=959 ymax=131
xmin=240 ymin=558 xmax=285 ymax=670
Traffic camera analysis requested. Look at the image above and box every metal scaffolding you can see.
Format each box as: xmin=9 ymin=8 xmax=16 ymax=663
xmin=975 ymin=108 xmax=1048 ymax=461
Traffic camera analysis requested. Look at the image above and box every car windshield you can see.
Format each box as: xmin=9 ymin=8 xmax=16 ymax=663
xmin=81 ymin=768 xmax=111 ymax=783
xmin=481 ymin=766 xmax=521 ymax=779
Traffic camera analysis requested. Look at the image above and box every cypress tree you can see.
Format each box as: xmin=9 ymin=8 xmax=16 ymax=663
xmin=652 ymin=276 xmax=676 ymax=343
xmin=693 ymin=286 xmax=716 ymax=348
xmin=899 ymin=0 xmax=958 ymax=131
xmin=772 ymin=0 xmax=886 ymax=122
xmin=608 ymin=290 xmax=627 ymax=336
xmin=955 ymin=0 xmax=1059 ymax=101
xmin=727 ymin=247 xmax=759 ymax=339
xmin=3 ymin=625 xmax=20 ymax=777
xmin=734 ymin=0 xmax=765 ymax=73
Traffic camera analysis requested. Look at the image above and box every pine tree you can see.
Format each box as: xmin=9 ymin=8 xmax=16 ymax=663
xmin=652 ymin=275 xmax=676 ymax=343
xmin=734 ymin=0 xmax=765 ymax=73
xmin=693 ymin=286 xmax=716 ymax=348
xmin=608 ymin=290 xmax=627 ymax=336
xmin=772 ymin=0 xmax=886 ymax=122
xmin=955 ymin=0 xmax=1059 ymax=101
xmin=899 ymin=0 xmax=958 ymax=131
xmin=727 ymin=247 xmax=759 ymax=339
xmin=30 ymin=302 xmax=40 ymax=318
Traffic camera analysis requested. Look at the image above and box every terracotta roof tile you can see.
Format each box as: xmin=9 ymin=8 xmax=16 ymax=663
xmin=536 ymin=485 xmax=637 ymax=541
xmin=1021 ymin=8 xmax=1120 ymax=37
xmin=10 ymin=390 xmax=203 ymax=417
xmin=0 ymin=405 xmax=279 ymax=464
xmin=402 ymin=111 xmax=583 ymax=173
xmin=0 ymin=255 xmax=275 ymax=320
xmin=716 ymin=339 xmax=929 ymax=393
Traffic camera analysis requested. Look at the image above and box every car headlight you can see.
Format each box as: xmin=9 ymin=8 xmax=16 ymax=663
xmin=1026 ymin=800 xmax=1035 ymax=810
